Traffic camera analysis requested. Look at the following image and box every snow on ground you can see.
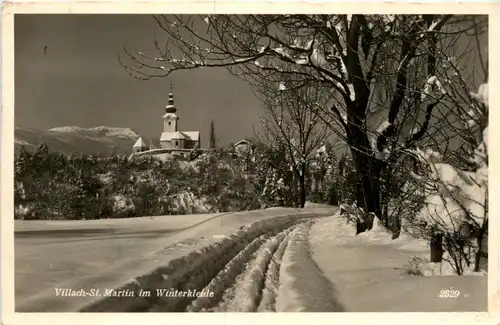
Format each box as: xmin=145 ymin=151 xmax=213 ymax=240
xmin=258 ymin=233 xmax=290 ymax=311
xmin=187 ymin=235 xmax=269 ymax=312
xmin=275 ymin=221 xmax=343 ymax=312
xmin=308 ymin=213 xmax=487 ymax=312
xmin=17 ymin=207 xmax=335 ymax=312
xmin=221 ymin=230 xmax=291 ymax=312
xmin=18 ymin=203 xmax=486 ymax=312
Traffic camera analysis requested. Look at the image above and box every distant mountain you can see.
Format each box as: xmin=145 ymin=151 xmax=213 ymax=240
xmin=14 ymin=126 xmax=147 ymax=156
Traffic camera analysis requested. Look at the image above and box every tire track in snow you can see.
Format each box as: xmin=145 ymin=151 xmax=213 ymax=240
xmin=275 ymin=220 xmax=344 ymax=312
xmin=186 ymin=234 xmax=269 ymax=312
xmin=79 ymin=213 xmax=331 ymax=312
xmin=258 ymin=230 xmax=290 ymax=311
xmin=147 ymin=216 xmax=313 ymax=312
xmin=210 ymin=226 xmax=296 ymax=312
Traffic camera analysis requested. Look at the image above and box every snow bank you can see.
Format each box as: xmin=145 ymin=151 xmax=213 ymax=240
xmin=275 ymin=221 xmax=342 ymax=312
xmin=309 ymin=214 xmax=487 ymax=311
xmin=408 ymin=253 xmax=487 ymax=277
xmin=319 ymin=211 xmax=428 ymax=251
xmin=356 ymin=216 xmax=395 ymax=245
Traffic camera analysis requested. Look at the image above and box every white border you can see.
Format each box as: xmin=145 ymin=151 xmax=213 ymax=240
xmin=2 ymin=2 xmax=499 ymax=325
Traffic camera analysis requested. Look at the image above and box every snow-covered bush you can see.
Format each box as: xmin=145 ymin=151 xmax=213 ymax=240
xmin=409 ymin=83 xmax=489 ymax=275
xmin=111 ymin=194 xmax=136 ymax=218
xmin=250 ymin=143 xmax=303 ymax=208
xmin=14 ymin=144 xmax=263 ymax=219
xmin=191 ymin=150 xmax=261 ymax=212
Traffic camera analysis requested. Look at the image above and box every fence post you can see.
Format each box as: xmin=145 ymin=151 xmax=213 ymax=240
xmin=430 ymin=231 xmax=443 ymax=262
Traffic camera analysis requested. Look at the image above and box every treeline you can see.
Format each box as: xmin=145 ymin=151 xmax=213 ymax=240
xmin=14 ymin=142 xmax=350 ymax=220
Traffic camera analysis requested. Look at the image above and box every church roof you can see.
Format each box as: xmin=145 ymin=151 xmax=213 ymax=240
xmin=162 ymin=112 xmax=178 ymax=119
xmin=133 ymin=137 xmax=148 ymax=148
xmin=182 ymin=131 xmax=200 ymax=141
xmin=171 ymin=131 xmax=190 ymax=140
xmin=160 ymin=131 xmax=200 ymax=142
xmin=234 ymin=139 xmax=253 ymax=147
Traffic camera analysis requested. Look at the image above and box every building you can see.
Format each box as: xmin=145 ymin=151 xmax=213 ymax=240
xmin=130 ymin=85 xmax=201 ymax=159
xmin=233 ymin=139 xmax=254 ymax=157
xmin=132 ymin=137 xmax=149 ymax=153
xmin=160 ymin=86 xmax=200 ymax=150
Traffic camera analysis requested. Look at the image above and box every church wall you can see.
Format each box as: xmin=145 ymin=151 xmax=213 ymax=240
xmin=160 ymin=139 xmax=200 ymax=150
xmin=160 ymin=140 xmax=175 ymax=149
xmin=133 ymin=146 xmax=149 ymax=153
xmin=176 ymin=139 xmax=185 ymax=149
xmin=183 ymin=140 xmax=198 ymax=149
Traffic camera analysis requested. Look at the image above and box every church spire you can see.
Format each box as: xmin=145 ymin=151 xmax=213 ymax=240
xmin=165 ymin=82 xmax=177 ymax=113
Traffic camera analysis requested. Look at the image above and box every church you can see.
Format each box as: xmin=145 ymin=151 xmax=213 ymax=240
xmin=132 ymin=85 xmax=201 ymax=156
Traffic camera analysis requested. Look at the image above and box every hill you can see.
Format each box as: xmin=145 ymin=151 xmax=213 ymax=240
xmin=14 ymin=126 xmax=146 ymax=156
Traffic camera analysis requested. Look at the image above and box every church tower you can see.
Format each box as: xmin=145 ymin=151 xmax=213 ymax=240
xmin=163 ymin=84 xmax=178 ymax=132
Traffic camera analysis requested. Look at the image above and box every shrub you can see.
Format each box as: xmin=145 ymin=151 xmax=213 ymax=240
xmin=14 ymin=146 xmax=263 ymax=220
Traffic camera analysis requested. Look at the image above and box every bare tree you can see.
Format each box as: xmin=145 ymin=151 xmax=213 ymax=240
xmin=253 ymin=74 xmax=332 ymax=208
xmin=119 ymin=14 xmax=486 ymax=233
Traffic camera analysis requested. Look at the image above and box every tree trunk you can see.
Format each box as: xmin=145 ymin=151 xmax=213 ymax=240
xmin=430 ymin=232 xmax=443 ymax=263
xmin=380 ymin=189 xmax=390 ymax=228
xmin=343 ymin=81 xmax=383 ymax=233
xmin=299 ymin=167 xmax=306 ymax=208
xmin=352 ymin=152 xmax=382 ymax=233
xmin=391 ymin=214 xmax=401 ymax=239
xmin=328 ymin=185 xmax=338 ymax=206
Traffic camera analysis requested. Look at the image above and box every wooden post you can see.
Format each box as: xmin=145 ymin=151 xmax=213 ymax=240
xmin=430 ymin=231 xmax=443 ymax=262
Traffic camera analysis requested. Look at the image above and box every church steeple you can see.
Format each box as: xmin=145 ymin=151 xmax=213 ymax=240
xmin=165 ymin=83 xmax=177 ymax=113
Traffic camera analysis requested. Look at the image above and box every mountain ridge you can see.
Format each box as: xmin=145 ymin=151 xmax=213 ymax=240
xmin=15 ymin=126 xmax=147 ymax=156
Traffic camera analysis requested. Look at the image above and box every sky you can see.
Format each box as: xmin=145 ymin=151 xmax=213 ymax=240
xmin=14 ymin=15 xmax=488 ymax=150
xmin=14 ymin=15 xmax=262 ymax=147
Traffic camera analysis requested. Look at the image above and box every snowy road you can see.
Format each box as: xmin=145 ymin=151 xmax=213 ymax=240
xmin=15 ymin=207 xmax=337 ymax=312
xmin=79 ymin=210 xmax=340 ymax=312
